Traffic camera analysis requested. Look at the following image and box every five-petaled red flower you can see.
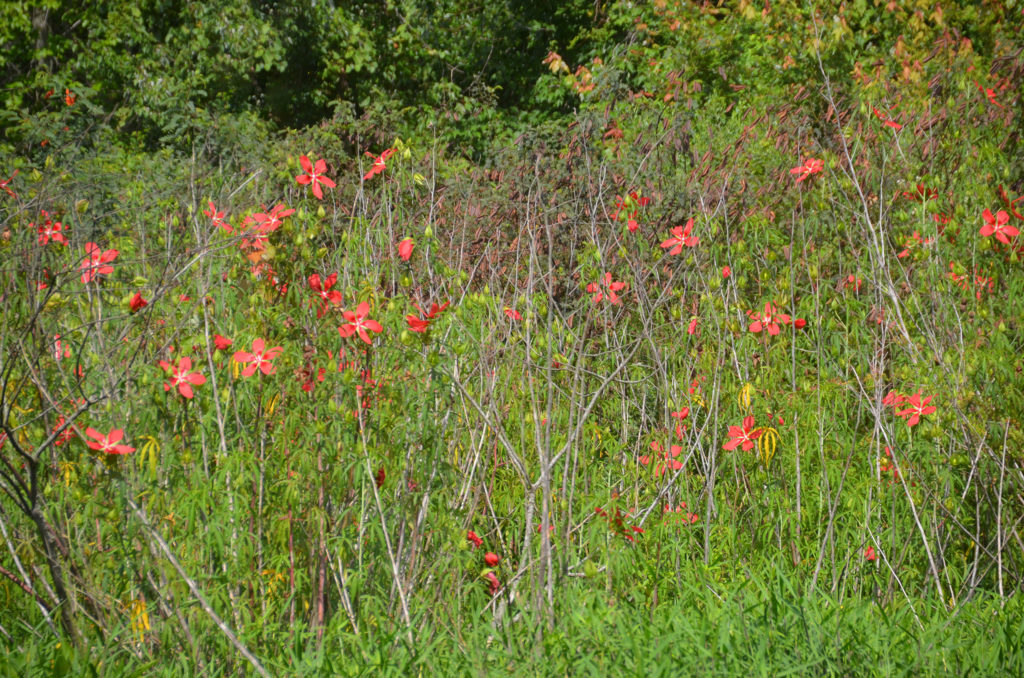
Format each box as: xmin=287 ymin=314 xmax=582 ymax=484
xmin=587 ymin=273 xmax=627 ymax=305
xmin=308 ymin=273 xmax=343 ymax=318
xmin=363 ymin=149 xmax=396 ymax=181
xmin=406 ymin=301 xmax=449 ymax=333
xmin=723 ymin=415 xmax=762 ymax=451
xmin=748 ymin=302 xmax=791 ymax=336
xmin=790 ymin=158 xmax=823 ymax=182
xmin=204 ymin=201 xmax=231 ymax=233
xmin=896 ymin=391 xmax=936 ymax=427
xmin=159 ymin=356 xmax=206 ymax=399
xmin=871 ymin=106 xmax=903 ymax=130
xmin=36 ymin=212 xmax=68 ymax=246
xmin=503 ymin=307 xmax=522 ymax=321
xmin=213 ymin=334 xmax=232 ymax=351
xmin=0 ymin=169 xmax=17 ymax=198
xmin=338 ymin=302 xmax=383 ymax=344
xmin=233 ymin=338 xmax=283 ymax=377
xmin=84 ymin=428 xmax=135 ymax=455
xmin=79 ymin=242 xmax=119 ymax=283
xmin=980 ymin=209 xmax=1018 ymax=244
xmin=295 ymin=155 xmax=336 ymax=200
xmin=660 ymin=218 xmax=699 ymax=254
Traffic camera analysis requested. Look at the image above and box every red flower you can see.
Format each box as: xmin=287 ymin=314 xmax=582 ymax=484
xmin=687 ymin=316 xmax=698 ymax=335
xmin=79 ymin=242 xmax=119 ymax=283
xmin=902 ymin=184 xmax=937 ymax=202
xmin=670 ymin=407 xmax=689 ymax=438
xmin=975 ymin=81 xmax=1004 ymax=109
xmin=407 ymin=301 xmax=449 ymax=332
xmin=467 ymin=530 xmax=483 ymax=549
xmin=484 ymin=552 xmax=500 ymax=567
xmin=213 ymin=334 xmax=233 ymax=350
xmin=84 ymin=428 xmax=135 ymax=455
xmin=864 ymin=546 xmax=877 ymax=562
xmin=338 ymin=302 xmax=383 ymax=345
xmin=660 ymin=218 xmax=699 ymax=254
xmin=53 ymin=334 xmax=71 ymax=361
xmin=485 ymin=571 xmax=501 ymax=595
xmin=159 ymin=356 xmax=206 ymax=399
xmin=308 ymin=273 xmax=343 ymax=318
xmin=871 ymin=106 xmax=902 ymax=130
xmin=0 ymin=169 xmax=17 ymax=198
xmin=252 ymin=203 xmax=295 ymax=234
xmin=896 ymin=391 xmax=936 ymax=427
xmin=233 ymin=338 xmax=283 ymax=377
xmin=793 ymin=318 xmax=807 ymax=329
xmin=723 ymin=415 xmax=762 ymax=451
xmin=129 ymin=292 xmax=148 ymax=313
xmin=36 ymin=213 xmax=68 ymax=246
xmin=980 ymin=209 xmax=1018 ymax=245
xmin=204 ymin=201 xmax=231 ymax=233
xmin=790 ymin=158 xmax=823 ymax=182
xmin=504 ymin=307 xmax=522 ymax=321
xmin=64 ymin=88 xmax=75 ymax=106
xmin=722 ymin=266 xmax=731 ymax=278
xmin=52 ymin=416 xmax=76 ymax=447
xmin=640 ymin=441 xmax=684 ymax=477
xmin=747 ymin=302 xmax=791 ymax=336
xmin=295 ymin=155 xmax=336 ymax=200
xmin=397 ymin=237 xmax=414 ymax=261
xmin=363 ymin=149 xmax=396 ymax=181
xmin=587 ymin=273 xmax=627 ymax=305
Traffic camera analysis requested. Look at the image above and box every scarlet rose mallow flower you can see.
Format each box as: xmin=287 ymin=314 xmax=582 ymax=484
xmin=129 ymin=293 xmax=148 ymax=313
xmin=0 ymin=169 xmax=17 ymax=198
xmin=308 ymin=273 xmax=343 ymax=318
xmin=338 ymin=302 xmax=383 ymax=345
xmin=159 ymin=356 xmax=206 ymax=399
xmin=36 ymin=212 xmax=68 ymax=246
xmin=364 ymin=149 xmax=396 ymax=181
xmin=233 ymin=338 xmax=283 ymax=377
xmin=748 ymin=302 xmax=791 ymax=336
xmin=204 ymin=201 xmax=231 ymax=233
xmin=896 ymin=391 xmax=936 ymax=427
xmin=84 ymin=428 xmax=135 ymax=455
xmin=790 ymin=158 xmax=823 ymax=183
xmin=79 ymin=242 xmax=119 ymax=283
xmin=406 ymin=301 xmax=449 ymax=333
xmin=723 ymin=415 xmax=762 ymax=451
xmin=980 ymin=208 xmax=1018 ymax=244
xmin=295 ymin=155 xmax=336 ymax=200
xmin=660 ymin=218 xmax=699 ymax=255
xmin=587 ymin=273 xmax=627 ymax=305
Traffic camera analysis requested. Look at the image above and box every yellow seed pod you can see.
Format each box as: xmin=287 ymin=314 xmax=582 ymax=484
xmin=737 ymin=382 xmax=754 ymax=411
xmin=137 ymin=436 xmax=160 ymax=475
xmin=758 ymin=427 xmax=779 ymax=466
xmin=129 ymin=599 xmax=150 ymax=643
xmin=59 ymin=461 xmax=76 ymax=486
